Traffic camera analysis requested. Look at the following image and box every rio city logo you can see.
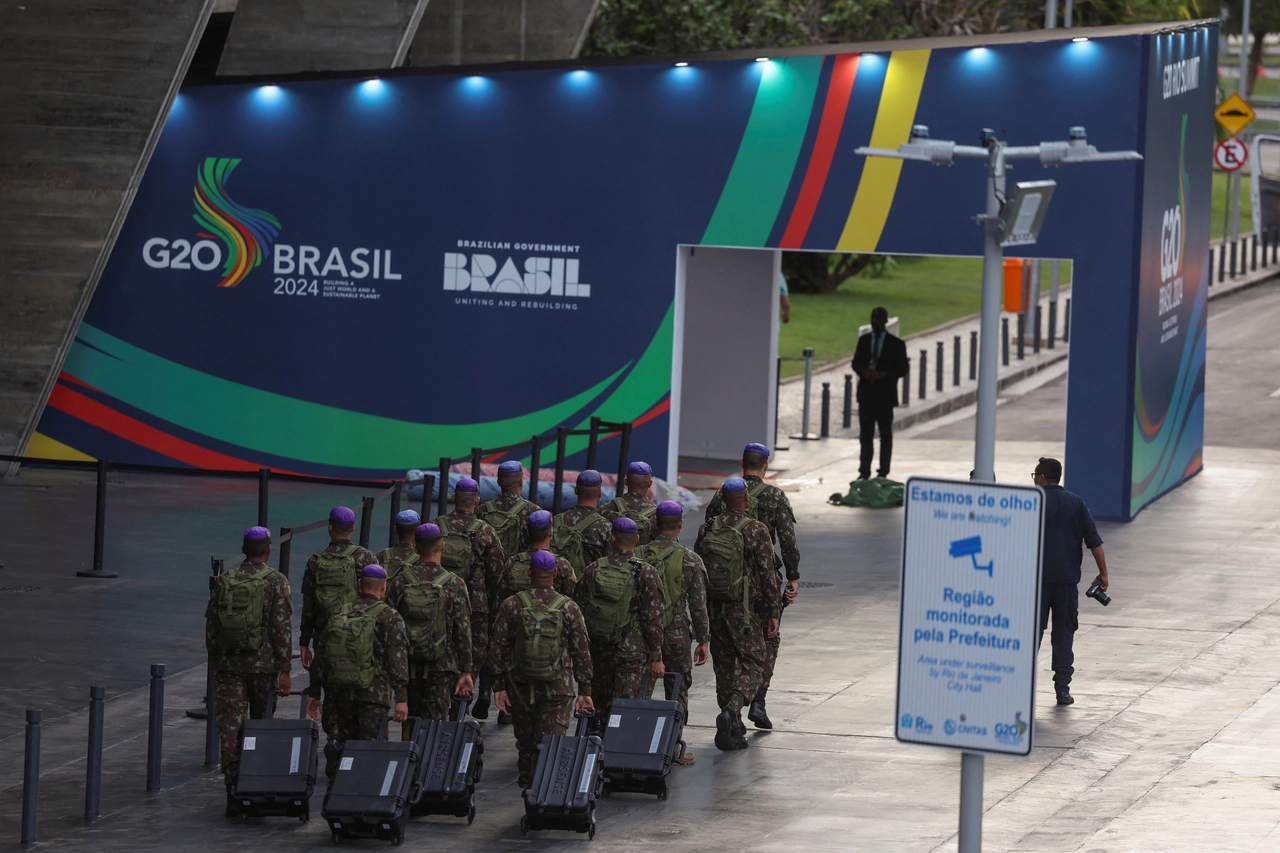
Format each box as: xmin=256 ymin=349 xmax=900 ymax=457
xmin=143 ymin=157 xmax=281 ymax=287
xmin=993 ymin=712 xmax=1028 ymax=746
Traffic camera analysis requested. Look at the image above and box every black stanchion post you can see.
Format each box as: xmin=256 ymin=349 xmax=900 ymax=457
xmin=1048 ymin=302 xmax=1058 ymax=348
xmin=1002 ymin=317 xmax=1010 ymax=366
xmin=1219 ymin=240 xmax=1226 ymax=282
xmin=1252 ymin=234 xmax=1258 ymax=271
xmin=1033 ymin=306 xmax=1042 ymax=354
xmin=22 ymin=709 xmax=39 ymax=842
xmin=774 ymin=356 xmax=782 ymax=449
xmin=257 ymin=468 xmax=270 ymax=527
xmin=1273 ymin=228 xmax=1279 ymax=264
xmin=86 ymin=687 xmax=104 ymax=818
xmin=820 ymin=383 xmax=830 ymax=438
xmin=616 ymin=422 xmax=632 ymax=490
xmin=422 ymin=474 xmax=434 ymax=519
xmin=586 ymin=417 xmax=600 ymax=471
xmin=1230 ymin=239 xmax=1237 ymax=278
xmin=1063 ymin=299 xmax=1071 ymax=343
xmin=147 ymin=665 xmax=164 ymax=792
xmin=969 ymin=330 xmax=978 ymax=378
xmin=528 ymin=437 xmax=541 ymax=507
xmin=437 ymin=458 xmax=450 ymax=518
xmin=1263 ymin=233 xmax=1270 ymax=268
xmin=953 ymin=336 xmax=961 ymax=386
xmin=388 ymin=480 xmax=402 ymax=547
xmin=1016 ymin=315 xmax=1026 ymax=360
xmin=358 ymin=497 xmax=374 ymax=548
xmin=552 ymin=427 xmax=567 ymax=514
xmin=935 ymin=341 xmax=943 ymax=392
xmin=1208 ymin=247 xmax=1214 ymax=285
xmin=278 ymin=527 xmax=292 ymax=579
xmin=79 ymin=458 xmax=118 ymax=578
xmin=918 ymin=350 xmax=927 ymax=401
xmin=902 ymin=361 xmax=910 ymax=406
xmin=203 ymin=667 xmax=217 ymax=768
xmin=842 ymin=374 xmax=852 ymax=429
xmin=470 ymin=448 xmax=482 ymax=480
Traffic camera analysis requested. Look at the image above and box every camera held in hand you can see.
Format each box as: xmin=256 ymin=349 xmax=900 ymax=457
xmin=1085 ymin=580 xmax=1111 ymax=607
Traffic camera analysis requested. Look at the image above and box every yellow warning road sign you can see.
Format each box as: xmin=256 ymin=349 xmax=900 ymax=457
xmin=1216 ymin=93 xmax=1256 ymax=137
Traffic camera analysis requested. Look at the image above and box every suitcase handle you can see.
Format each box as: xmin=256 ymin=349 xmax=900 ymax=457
xmin=454 ymin=696 xmax=471 ymax=721
xmin=573 ymin=709 xmax=595 ymax=738
xmin=376 ymin=715 xmax=423 ymax=741
xmin=638 ymin=671 xmax=683 ymax=703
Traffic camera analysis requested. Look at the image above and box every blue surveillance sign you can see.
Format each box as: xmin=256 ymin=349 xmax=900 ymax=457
xmin=896 ymin=477 xmax=1044 ymax=756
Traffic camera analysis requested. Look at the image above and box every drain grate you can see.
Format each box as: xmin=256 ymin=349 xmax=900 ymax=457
xmin=797 ymin=582 xmax=834 ymax=589
xmin=0 ymin=586 xmax=42 ymax=593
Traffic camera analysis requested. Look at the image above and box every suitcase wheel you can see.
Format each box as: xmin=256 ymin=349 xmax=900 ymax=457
xmin=588 ymin=812 xmax=597 ymax=840
xmin=658 ymin=785 xmax=669 ymax=801
xmin=391 ymin=833 xmax=403 ymax=846
xmin=520 ymin=816 xmax=529 ymax=837
xmin=331 ymin=831 xmax=341 ymax=843
xmin=467 ymin=793 xmax=476 ymax=824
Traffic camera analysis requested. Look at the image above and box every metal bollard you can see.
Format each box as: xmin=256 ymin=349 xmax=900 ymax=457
xmin=1063 ymin=298 xmax=1071 ymax=343
xmin=1263 ymin=233 xmax=1270 ymax=269
xmin=969 ymin=330 xmax=978 ymax=379
xmin=387 ymin=480 xmax=402 ymax=547
xmin=820 ymin=383 xmax=830 ymax=438
xmin=1033 ymin=306 xmax=1042 ymax=354
xmin=953 ymin=336 xmax=961 ymax=386
xmin=1048 ymin=301 xmax=1058 ymax=348
xmin=203 ymin=667 xmax=217 ymax=768
xmin=1230 ymin=240 xmax=1237 ymax=278
xmin=257 ymin=468 xmax=270 ymax=527
xmin=358 ymin=496 xmax=374 ymax=548
xmin=842 ymin=374 xmax=853 ymax=429
xmin=902 ymin=361 xmax=910 ymax=406
xmin=800 ymin=348 xmax=815 ymax=438
xmin=78 ymin=458 xmax=118 ymax=578
xmin=1208 ymin=246 xmax=1214 ymax=285
xmin=935 ymin=341 xmax=943 ymax=393
xmin=470 ymin=448 xmax=482 ymax=480
xmin=1219 ymin=241 xmax=1226 ymax=282
xmin=918 ymin=350 xmax=927 ymax=400
xmin=528 ymin=436 xmax=542 ymax=506
xmin=1016 ymin=315 xmax=1026 ymax=360
xmin=22 ymin=709 xmax=40 ymax=842
xmin=147 ymin=665 xmax=165 ymax=792
xmin=1002 ymin=318 xmax=1010 ymax=366
xmin=1252 ymin=234 xmax=1259 ymax=272
xmin=1273 ymin=228 xmax=1279 ymax=265
xmin=616 ymin=421 xmax=633 ymax=486
xmin=586 ymin=417 xmax=600 ymax=471
xmin=774 ymin=356 xmax=782 ymax=449
xmin=86 ymin=688 xmax=104 ymax=818
xmin=421 ymin=473 xmax=434 ymax=519
xmin=552 ymin=427 xmax=567 ymax=514
xmin=437 ymin=457 xmax=450 ymax=518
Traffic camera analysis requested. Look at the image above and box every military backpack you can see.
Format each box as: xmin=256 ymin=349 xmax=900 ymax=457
xmin=376 ymin=545 xmax=418 ymax=583
xmin=697 ymin=516 xmax=754 ymax=607
xmin=636 ymin=541 xmax=685 ymax=629
xmin=506 ymin=552 xmax=535 ymax=596
xmin=400 ymin=571 xmax=451 ymax=661
xmin=312 ymin=544 xmax=360 ymax=623
xmin=579 ymin=558 xmax=639 ymax=646
xmin=210 ymin=565 xmax=274 ymax=654
xmin=439 ymin=517 xmax=484 ymax=584
xmin=481 ymin=496 xmax=536 ymax=557
xmin=608 ymin=497 xmax=658 ymax=546
xmin=320 ymin=601 xmax=388 ymax=691
xmin=512 ymin=591 xmax=571 ymax=682
xmin=550 ymin=511 xmax=600 ymax=574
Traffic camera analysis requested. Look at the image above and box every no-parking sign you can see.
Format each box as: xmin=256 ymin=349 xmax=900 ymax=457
xmin=896 ymin=477 xmax=1044 ymax=756
xmin=1215 ymin=137 xmax=1248 ymax=172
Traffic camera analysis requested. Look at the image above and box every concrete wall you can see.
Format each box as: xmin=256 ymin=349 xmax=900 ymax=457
xmin=0 ymin=0 xmax=212 ymax=457
xmin=217 ymin=0 xmax=428 ymax=75
xmin=675 ymin=247 xmax=779 ymax=462
xmin=408 ymin=0 xmax=600 ymax=65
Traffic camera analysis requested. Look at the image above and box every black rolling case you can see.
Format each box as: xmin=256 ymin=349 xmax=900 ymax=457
xmin=321 ymin=717 xmax=421 ymax=845
xmin=601 ymin=673 xmax=685 ymax=798
xmin=231 ymin=716 xmax=320 ymax=820
xmin=521 ymin=712 xmax=603 ymax=839
xmin=410 ymin=698 xmax=484 ymax=822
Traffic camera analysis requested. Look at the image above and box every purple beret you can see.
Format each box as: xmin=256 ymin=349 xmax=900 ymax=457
xmin=360 ymin=564 xmax=387 ymax=579
xmin=395 ymin=509 xmax=420 ymax=527
xmin=744 ymin=443 xmax=770 ymax=458
xmin=656 ymin=500 xmax=683 ymax=518
xmin=528 ymin=510 xmax=552 ymax=529
xmin=243 ymin=526 xmax=271 ymax=541
xmin=530 ymin=550 xmax=557 ymax=572
xmin=330 ymin=506 xmax=356 ymax=526
xmin=577 ymin=469 xmax=602 ymax=487
xmin=627 ymin=461 xmax=652 ymax=476
xmin=455 ymin=477 xmax=478 ymax=493
xmin=498 ymin=461 xmax=523 ymax=475
xmin=612 ymin=517 xmax=638 ymax=535
xmin=722 ymin=477 xmax=748 ymax=494
xmin=415 ymin=523 xmax=441 ymax=539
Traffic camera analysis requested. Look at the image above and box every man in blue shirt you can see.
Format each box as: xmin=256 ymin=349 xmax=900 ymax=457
xmin=1034 ymin=457 xmax=1109 ymax=705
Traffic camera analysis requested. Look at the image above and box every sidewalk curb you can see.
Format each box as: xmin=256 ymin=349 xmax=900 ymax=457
xmin=890 ymin=350 xmax=1069 ymax=432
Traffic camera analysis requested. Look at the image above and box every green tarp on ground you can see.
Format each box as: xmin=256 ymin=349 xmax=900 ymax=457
xmin=829 ymin=477 xmax=904 ymax=508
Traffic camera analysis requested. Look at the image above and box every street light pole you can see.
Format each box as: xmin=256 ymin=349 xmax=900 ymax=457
xmin=1231 ymin=0 xmax=1252 ymax=239
xmin=974 ymin=142 xmax=1006 ymax=483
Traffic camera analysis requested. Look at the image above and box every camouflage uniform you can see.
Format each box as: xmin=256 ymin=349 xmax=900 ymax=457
xmin=491 ymin=587 xmax=593 ymax=788
xmin=376 ymin=541 xmax=420 ymax=583
xmin=599 ymin=491 xmax=657 ymax=544
xmin=387 ymin=561 xmax=474 ymax=723
xmin=695 ymin=511 xmax=780 ymax=713
xmin=495 ymin=551 xmax=578 ymax=606
xmin=476 ymin=491 xmax=539 ymax=558
xmin=305 ymin=594 xmax=409 ymax=754
xmin=636 ymin=536 xmax=710 ymax=708
xmin=705 ymin=475 xmax=799 ymax=692
xmin=551 ymin=505 xmax=612 ymax=575
xmin=574 ymin=551 xmax=665 ymax=714
xmin=434 ymin=509 xmax=504 ymax=669
xmin=205 ymin=560 xmax=293 ymax=784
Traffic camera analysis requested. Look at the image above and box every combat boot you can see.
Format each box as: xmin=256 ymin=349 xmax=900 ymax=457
xmin=225 ymin=785 xmax=239 ymax=818
xmin=714 ymin=709 xmax=737 ymax=751
xmin=731 ymin=711 xmax=750 ymax=749
xmin=747 ymin=689 xmax=773 ymax=729
xmin=497 ymin=710 xmax=512 ymax=725
xmin=324 ymin=738 xmax=344 ymax=779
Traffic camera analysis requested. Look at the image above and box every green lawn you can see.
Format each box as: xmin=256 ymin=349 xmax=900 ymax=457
xmin=1212 ymin=170 xmax=1253 ymax=242
xmin=778 ymin=256 xmax=1072 ymax=378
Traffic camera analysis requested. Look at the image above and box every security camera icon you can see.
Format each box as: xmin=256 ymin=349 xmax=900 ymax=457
xmin=949 ymin=536 xmax=993 ymax=576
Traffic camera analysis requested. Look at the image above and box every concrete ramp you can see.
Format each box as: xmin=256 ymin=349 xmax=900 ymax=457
xmin=408 ymin=0 xmax=601 ymax=65
xmin=0 ymin=0 xmax=214 ymax=458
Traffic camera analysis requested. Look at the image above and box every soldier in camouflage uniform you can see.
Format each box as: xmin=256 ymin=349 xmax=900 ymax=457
xmin=495 ymin=510 xmax=578 ymax=603
xmin=434 ymin=477 xmax=503 ymax=718
xmin=205 ymin=526 xmax=292 ymax=809
xmin=299 ymin=506 xmax=377 ymax=668
xmin=550 ymin=469 xmax=612 ymax=576
xmin=386 ymin=523 xmax=474 ymax=727
xmin=696 ymin=478 xmax=780 ymax=751
xmin=599 ymin=461 xmax=658 ymax=545
xmin=638 ymin=502 xmax=710 ymax=758
xmin=305 ymin=565 xmax=409 ymax=775
xmin=476 ymin=460 xmax=538 ymax=559
xmin=376 ymin=509 xmax=422 ymax=582
xmin=492 ymin=550 xmax=594 ymax=789
xmin=703 ymin=443 xmax=800 ymax=730
xmin=574 ymin=517 xmax=665 ymax=726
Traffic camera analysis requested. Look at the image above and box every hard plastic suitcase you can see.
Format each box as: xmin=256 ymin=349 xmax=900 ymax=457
xmin=231 ymin=716 xmax=320 ymax=820
xmin=321 ymin=717 xmax=422 ymax=845
xmin=409 ymin=698 xmax=484 ymax=822
xmin=601 ymin=673 xmax=685 ymax=798
xmin=521 ymin=712 xmax=603 ymax=839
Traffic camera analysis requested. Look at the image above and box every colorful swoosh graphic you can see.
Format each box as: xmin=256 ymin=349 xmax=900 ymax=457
xmin=192 ymin=157 xmax=280 ymax=288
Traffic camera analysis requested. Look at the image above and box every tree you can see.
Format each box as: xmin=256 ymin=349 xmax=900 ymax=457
xmin=1221 ymin=0 xmax=1280 ymax=96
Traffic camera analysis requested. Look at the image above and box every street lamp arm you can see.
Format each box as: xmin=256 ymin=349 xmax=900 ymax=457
xmin=854 ymin=146 xmax=921 ymax=160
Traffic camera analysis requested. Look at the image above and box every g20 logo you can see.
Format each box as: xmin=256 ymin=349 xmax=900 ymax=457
xmin=1159 ymin=204 xmax=1182 ymax=282
xmin=142 ymin=237 xmax=223 ymax=272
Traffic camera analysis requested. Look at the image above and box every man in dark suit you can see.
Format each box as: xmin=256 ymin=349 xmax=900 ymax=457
xmin=850 ymin=307 xmax=908 ymax=480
